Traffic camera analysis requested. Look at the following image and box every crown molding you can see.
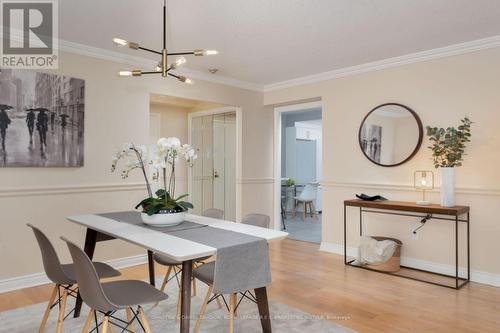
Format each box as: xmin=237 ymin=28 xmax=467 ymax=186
xmin=56 ymin=39 xmax=264 ymax=92
xmin=5 ymin=32 xmax=500 ymax=94
xmin=263 ymin=35 xmax=500 ymax=92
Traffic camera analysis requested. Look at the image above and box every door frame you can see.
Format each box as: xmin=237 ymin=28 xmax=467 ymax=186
xmin=273 ymin=101 xmax=322 ymax=231
xmin=188 ymin=106 xmax=242 ymax=222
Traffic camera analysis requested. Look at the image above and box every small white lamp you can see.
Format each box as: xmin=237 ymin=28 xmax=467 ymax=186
xmin=414 ymin=171 xmax=434 ymax=205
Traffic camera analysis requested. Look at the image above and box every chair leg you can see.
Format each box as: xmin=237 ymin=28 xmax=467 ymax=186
xmin=38 ymin=284 xmax=58 ymax=333
xmin=159 ymin=266 xmax=173 ymax=293
xmin=101 ymin=315 xmax=110 ymax=333
xmin=192 ymin=275 xmax=197 ymax=297
xmin=292 ymin=200 xmax=297 ymax=217
xmin=138 ymin=306 xmax=153 ymax=333
xmin=215 ymin=294 xmax=223 ymax=309
xmin=302 ymin=202 xmax=306 ymax=221
xmin=55 ymin=287 xmax=68 ymax=333
xmin=311 ymin=201 xmax=318 ymax=220
xmin=126 ymin=308 xmax=135 ymax=332
xmin=176 ymin=288 xmax=182 ymax=321
xmin=229 ymin=293 xmax=237 ymax=333
xmin=82 ymin=308 xmax=94 ymax=333
xmin=194 ymin=285 xmax=213 ymax=332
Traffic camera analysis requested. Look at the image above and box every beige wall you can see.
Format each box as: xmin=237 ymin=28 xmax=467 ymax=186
xmin=0 ymin=51 xmax=273 ymax=281
xmin=149 ymin=102 xmax=191 ymax=195
xmin=265 ymin=47 xmax=500 ymax=277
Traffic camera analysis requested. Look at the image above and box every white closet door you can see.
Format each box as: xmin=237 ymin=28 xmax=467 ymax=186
xmin=224 ymin=113 xmax=236 ymax=221
xmin=212 ymin=114 xmax=226 ymax=212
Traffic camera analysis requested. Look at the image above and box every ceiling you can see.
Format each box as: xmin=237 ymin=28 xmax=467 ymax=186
xmin=59 ymin=0 xmax=500 ymax=86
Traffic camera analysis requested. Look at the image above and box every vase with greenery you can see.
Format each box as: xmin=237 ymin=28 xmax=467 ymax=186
xmin=111 ymin=137 xmax=197 ymax=226
xmin=426 ymin=117 xmax=472 ymax=207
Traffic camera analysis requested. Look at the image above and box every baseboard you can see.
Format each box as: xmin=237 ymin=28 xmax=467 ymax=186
xmin=0 ymin=254 xmax=148 ymax=293
xmin=319 ymin=242 xmax=500 ymax=288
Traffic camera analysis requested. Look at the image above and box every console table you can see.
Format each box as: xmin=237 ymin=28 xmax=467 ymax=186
xmin=344 ymin=199 xmax=470 ymax=289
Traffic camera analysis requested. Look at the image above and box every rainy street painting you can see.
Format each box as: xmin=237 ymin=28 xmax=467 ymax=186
xmin=0 ymin=69 xmax=84 ymax=167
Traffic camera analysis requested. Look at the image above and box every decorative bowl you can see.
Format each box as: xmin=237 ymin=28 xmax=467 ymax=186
xmin=140 ymin=211 xmax=185 ymax=227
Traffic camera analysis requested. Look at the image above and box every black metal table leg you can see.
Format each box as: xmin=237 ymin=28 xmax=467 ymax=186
xmin=74 ymin=228 xmax=97 ymax=318
xmin=455 ymin=215 xmax=459 ymax=289
xmin=147 ymin=250 xmax=155 ymax=286
xmin=344 ymin=204 xmax=347 ymax=264
xmin=359 ymin=207 xmax=363 ymax=236
xmin=467 ymin=211 xmax=470 ymax=281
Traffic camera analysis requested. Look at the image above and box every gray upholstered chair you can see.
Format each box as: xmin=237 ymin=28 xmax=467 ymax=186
xmin=153 ymin=208 xmax=224 ymax=316
xmin=27 ymin=224 xmax=121 ymax=333
xmin=63 ymin=237 xmax=167 ymax=333
xmin=241 ymin=213 xmax=270 ymax=228
xmin=192 ymin=261 xmax=235 ymax=333
xmin=193 ymin=213 xmax=271 ymax=333
xmin=202 ymin=208 xmax=224 ymax=219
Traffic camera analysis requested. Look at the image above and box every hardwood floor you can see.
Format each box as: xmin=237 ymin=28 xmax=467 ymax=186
xmin=1 ymin=239 xmax=499 ymax=333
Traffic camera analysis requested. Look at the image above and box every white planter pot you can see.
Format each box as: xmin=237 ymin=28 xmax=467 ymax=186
xmin=141 ymin=211 xmax=185 ymax=227
xmin=440 ymin=167 xmax=456 ymax=207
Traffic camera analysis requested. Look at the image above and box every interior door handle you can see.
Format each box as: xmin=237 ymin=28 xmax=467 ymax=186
xmin=213 ymin=170 xmax=220 ymax=178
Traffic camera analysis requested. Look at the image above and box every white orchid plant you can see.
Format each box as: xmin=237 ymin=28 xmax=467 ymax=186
xmin=111 ymin=137 xmax=197 ymax=215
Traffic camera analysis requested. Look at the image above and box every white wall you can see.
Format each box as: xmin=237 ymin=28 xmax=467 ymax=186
xmin=265 ymin=47 xmax=500 ymax=284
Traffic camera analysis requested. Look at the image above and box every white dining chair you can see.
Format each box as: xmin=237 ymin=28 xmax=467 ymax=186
xmin=292 ymin=183 xmax=319 ymax=220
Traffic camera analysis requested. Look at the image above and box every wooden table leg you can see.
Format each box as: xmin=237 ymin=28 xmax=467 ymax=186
xmin=180 ymin=260 xmax=193 ymax=333
xmin=148 ymin=250 xmax=155 ymax=287
xmin=255 ymin=287 xmax=272 ymax=333
xmin=74 ymin=228 xmax=97 ymax=318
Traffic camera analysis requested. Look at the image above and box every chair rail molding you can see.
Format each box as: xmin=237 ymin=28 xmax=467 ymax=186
xmin=319 ymin=242 xmax=500 ymax=288
xmin=321 ymin=181 xmax=500 ymax=197
xmin=0 ymin=179 xmax=186 ymax=198
xmin=237 ymin=178 xmax=275 ymax=184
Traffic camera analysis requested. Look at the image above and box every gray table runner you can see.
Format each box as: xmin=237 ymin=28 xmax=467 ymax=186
xmin=99 ymin=211 xmax=271 ymax=294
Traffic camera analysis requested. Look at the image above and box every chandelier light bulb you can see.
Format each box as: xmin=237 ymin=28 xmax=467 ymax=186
xmin=204 ymin=50 xmax=218 ymax=56
xmin=119 ymin=70 xmax=133 ymax=76
xmin=178 ymin=76 xmax=193 ymax=84
xmin=113 ymin=38 xmax=128 ymax=47
xmin=175 ymin=56 xmax=187 ymax=66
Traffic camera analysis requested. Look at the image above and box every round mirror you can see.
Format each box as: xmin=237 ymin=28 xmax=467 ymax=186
xmin=359 ymin=103 xmax=423 ymax=167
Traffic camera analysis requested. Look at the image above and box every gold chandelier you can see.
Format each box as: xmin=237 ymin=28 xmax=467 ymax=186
xmin=113 ymin=0 xmax=217 ymax=84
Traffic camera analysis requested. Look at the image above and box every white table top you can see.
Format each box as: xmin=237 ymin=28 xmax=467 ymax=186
xmin=67 ymin=213 xmax=288 ymax=262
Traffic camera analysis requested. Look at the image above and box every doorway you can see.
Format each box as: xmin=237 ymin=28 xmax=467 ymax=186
xmin=189 ymin=109 xmax=240 ymax=221
xmin=275 ymin=102 xmax=322 ymax=243
xmin=149 ymin=95 xmax=241 ymax=220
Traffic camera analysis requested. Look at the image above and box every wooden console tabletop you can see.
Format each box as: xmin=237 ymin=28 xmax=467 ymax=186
xmin=344 ymin=199 xmax=470 ymax=216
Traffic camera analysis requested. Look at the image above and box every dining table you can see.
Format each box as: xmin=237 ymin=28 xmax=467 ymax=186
xmin=67 ymin=211 xmax=288 ymax=333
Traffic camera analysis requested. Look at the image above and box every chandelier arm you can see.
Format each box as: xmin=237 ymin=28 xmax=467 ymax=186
xmin=138 ymin=46 xmax=162 ymax=55
xmin=167 ymin=73 xmax=180 ymax=79
xmin=167 ymin=52 xmax=195 ymax=56
xmin=141 ymin=71 xmax=162 ymax=75
xmin=163 ymin=0 xmax=167 ymax=50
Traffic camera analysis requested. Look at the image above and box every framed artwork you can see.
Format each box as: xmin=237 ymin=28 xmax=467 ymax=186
xmin=0 ymin=69 xmax=84 ymax=167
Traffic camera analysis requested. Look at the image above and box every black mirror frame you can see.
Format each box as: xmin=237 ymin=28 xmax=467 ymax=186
xmin=358 ymin=103 xmax=423 ymax=167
